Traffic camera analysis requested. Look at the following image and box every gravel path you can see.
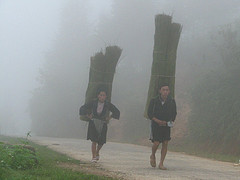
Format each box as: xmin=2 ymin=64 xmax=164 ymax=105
xmin=31 ymin=136 xmax=239 ymax=180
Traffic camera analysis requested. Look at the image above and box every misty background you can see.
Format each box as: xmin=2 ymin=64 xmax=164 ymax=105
xmin=1 ymin=0 xmax=239 ymax=155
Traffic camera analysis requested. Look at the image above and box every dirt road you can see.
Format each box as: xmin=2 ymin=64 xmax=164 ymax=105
xmin=31 ymin=137 xmax=239 ymax=180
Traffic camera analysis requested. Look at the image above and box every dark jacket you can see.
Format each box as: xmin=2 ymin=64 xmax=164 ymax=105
xmin=147 ymin=95 xmax=177 ymax=122
xmin=79 ymin=99 xmax=120 ymax=121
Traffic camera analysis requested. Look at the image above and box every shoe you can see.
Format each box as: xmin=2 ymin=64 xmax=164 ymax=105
xmin=150 ymin=155 xmax=156 ymax=167
xmin=91 ymin=158 xmax=97 ymax=163
xmin=96 ymin=155 xmax=100 ymax=161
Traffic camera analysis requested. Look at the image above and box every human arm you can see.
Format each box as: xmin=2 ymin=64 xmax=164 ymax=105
xmin=108 ymin=103 xmax=120 ymax=120
xmin=79 ymin=101 xmax=93 ymax=119
xmin=170 ymin=99 xmax=177 ymax=122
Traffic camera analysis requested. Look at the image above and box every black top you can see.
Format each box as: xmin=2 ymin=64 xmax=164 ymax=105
xmin=79 ymin=99 xmax=120 ymax=121
xmin=147 ymin=95 xmax=177 ymax=122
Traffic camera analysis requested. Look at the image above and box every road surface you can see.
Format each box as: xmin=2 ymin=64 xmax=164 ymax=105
xmin=31 ymin=137 xmax=239 ymax=180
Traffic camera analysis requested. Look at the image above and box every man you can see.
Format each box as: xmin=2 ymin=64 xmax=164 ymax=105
xmin=147 ymin=83 xmax=177 ymax=170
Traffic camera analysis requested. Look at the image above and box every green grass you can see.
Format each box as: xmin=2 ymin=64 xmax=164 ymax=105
xmin=0 ymin=136 xmax=114 ymax=180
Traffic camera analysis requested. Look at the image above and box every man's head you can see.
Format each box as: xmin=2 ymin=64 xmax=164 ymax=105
xmin=158 ymin=83 xmax=170 ymax=100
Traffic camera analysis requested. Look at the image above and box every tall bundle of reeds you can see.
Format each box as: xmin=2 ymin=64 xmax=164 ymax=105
xmin=144 ymin=14 xmax=182 ymax=118
xmin=85 ymin=46 xmax=122 ymax=104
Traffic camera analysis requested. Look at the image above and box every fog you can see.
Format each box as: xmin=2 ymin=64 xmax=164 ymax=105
xmin=0 ymin=0 xmax=239 ymax=150
xmin=0 ymin=0 xmax=111 ymax=135
xmin=0 ymin=0 xmax=62 ymax=134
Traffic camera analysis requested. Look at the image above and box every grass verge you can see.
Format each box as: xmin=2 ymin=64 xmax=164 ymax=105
xmin=0 ymin=135 xmax=115 ymax=180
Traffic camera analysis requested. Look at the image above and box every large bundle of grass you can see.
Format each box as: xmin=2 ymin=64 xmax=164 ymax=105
xmin=85 ymin=46 xmax=122 ymax=104
xmin=144 ymin=14 xmax=182 ymax=118
xmin=80 ymin=46 xmax=122 ymax=121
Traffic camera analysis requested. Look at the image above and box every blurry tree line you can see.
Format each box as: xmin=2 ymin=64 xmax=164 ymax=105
xmin=30 ymin=0 xmax=154 ymax=140
xmin=29 ymin=0 xmax=240 ymax=156
xmin=187 ymin=23 xmax=240 ymax=155
xmin=30 ymin=1 xmax=91 ymax=137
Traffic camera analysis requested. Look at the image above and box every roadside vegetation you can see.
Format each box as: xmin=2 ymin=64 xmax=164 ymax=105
xmin=0 ymin=135 xmax=114 ymax=180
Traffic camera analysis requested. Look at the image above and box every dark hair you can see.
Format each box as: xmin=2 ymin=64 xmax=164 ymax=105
xmin=159 ymin=82 xmax=169 ymax=90
xmin=96 ymin=86 xmax=108 ymax=96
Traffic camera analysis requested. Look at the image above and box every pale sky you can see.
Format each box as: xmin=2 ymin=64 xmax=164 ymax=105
xmin=0 ymin=0 xmax=110 ymax=135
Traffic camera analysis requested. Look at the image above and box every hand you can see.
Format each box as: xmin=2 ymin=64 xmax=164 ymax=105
xmin=87 ymin=114 xmax=93 ymax=119
xmin=106 ymin=116 xmax=112 ymax=122
xmin=157 ymin=120 xmax=167 ymax=126
xmin=153 ymin=118 xmax=167 ymax=126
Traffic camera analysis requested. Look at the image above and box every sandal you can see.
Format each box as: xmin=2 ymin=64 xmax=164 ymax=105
xmin=91 ymin=158 xmax=97 ymax=163
xmin=150 ymin=155 xmax=156 ymax=167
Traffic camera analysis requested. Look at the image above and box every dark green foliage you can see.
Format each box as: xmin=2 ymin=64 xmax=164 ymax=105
xmin=0 ymin=144 xmax=38 ymax=170
xmin=144 ymin=14 xmax=182 ymax=118
xmin=0 ymin=140 xmax=38 ymax=179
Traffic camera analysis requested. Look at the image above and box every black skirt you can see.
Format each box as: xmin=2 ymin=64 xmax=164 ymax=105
xmin=87 ymin=120 xmax=108 ymax=145
xmin=150 ymin=121 xmax=171 ymax=143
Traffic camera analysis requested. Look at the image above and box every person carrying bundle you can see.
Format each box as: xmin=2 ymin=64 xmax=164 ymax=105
xmin=148 ymin=83 xmax=177 ymax=170
xmin=144 ymin=14 xmax=181 ymax=170
xmin=79 ymin=88 xmax=120 ymax=163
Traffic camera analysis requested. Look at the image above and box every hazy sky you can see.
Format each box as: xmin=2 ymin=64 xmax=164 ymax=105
xmin=0 ymin=0 xmax=239 ymax=136
xmin=0 ymin=0 xmax=64 ymax=134
xmin=0 ymin=0 xmax=113 ymax=135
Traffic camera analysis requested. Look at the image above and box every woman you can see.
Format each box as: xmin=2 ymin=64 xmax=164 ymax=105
xmin=79 ymin=89 xmax=120 ymax=162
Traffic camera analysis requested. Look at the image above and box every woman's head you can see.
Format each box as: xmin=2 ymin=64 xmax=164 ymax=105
xmin=97 ymin=89 xmax=107 ymax=102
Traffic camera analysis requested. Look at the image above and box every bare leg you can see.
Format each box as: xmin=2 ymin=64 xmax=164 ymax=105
xmin=96 ymin=144 xmax=103 ymax=158
xmin=150 ymin=141 xmax=160 ymax=167
xmin=152 ymin=141 xmax=160 ymax=157
xmin=159 ymin=140 xmax=168 ymax=170
xmin=91 ymin=142 xmax=97 ymax=159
